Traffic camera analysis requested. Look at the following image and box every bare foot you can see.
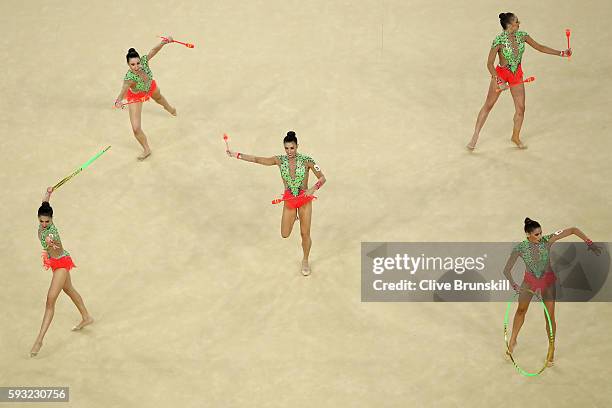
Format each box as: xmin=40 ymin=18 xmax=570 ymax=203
xmin=466 ymin=136 xmax=478 ymax=151
xmin=511 ymin=138 xmax=528 ymax=149
xmin=72 ymin=316 xmax=94 ymax=331
xmin=30 ymin=341 xmax=43 ymax=357
xmin=546 ymin=359 xmax=554 ymax=367
xmin=301 ymin=260 xmax=311 ymax=276
xmin=168 ymin=106 xmax=177 ymax=116
xmin=137 ymin=150 xmax=152 ymax=161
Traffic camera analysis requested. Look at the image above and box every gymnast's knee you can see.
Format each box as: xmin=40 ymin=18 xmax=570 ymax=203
xmin=516 ymin=306 xmax=529 ymax=316
xmin=131 ymin=125 xmax=142 ymax=134
xmin=45 ymin=296 xmax=58 ymax=310
xmin=483 ymin=102 xmax=496 ymax=112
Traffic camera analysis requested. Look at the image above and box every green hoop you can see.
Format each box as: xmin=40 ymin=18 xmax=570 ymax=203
xmin=503 ymin=287 xmax=555 ymax=377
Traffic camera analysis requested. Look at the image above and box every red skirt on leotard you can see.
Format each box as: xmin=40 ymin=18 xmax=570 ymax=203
xmin=523 ymin=270 xmax=556 ymax=291
xmin=283 ymin=189 xmax=316 ymax=209
xmin=42 ymin=252 xmax=76 ymax=272
xmin=495 ymin=64 xmax=524 ymax=86
xmin=126 ymin=80 xmax=157 ymax=103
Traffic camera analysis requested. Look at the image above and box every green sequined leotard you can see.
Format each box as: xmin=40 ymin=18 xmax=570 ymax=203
xmin=39 ymin=223 xmax=70 ymax=259
xmin=512 ymin=234 xmax=553 ymax=279
xmin=124 ymin=55 xmax=154 ymax=92
xmin=491 ymin=31 xmax=529 ymax=73
xmin=275 ymin=153 xmax=316 ymax=196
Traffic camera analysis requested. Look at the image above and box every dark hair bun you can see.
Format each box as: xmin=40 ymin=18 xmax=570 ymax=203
xmin=283 ymin=130 xmax=298 ymax=144
xmin=523 ymin=217 xmax=541 ymax=233
xmin=126 ymin=48 xmax=140 ymax=62
xmin=499 ymin=12 xmax=515 ymax=29
xmin=38 ymin=201 xmax=53 ymax=217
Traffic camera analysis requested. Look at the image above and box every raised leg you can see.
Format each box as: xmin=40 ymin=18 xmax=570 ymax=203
xmin=151 ymin=87 xmax=176 ymax=116
xmin=280 ymin=204 xmax=298 ymax=238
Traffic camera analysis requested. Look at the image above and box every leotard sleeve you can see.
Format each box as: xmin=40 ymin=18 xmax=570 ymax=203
xmin=301 ymin=154 xmax=316 ymax=165
xmin=541 ymin=234 xmax=554 ymax=244
xmin=124 ymin=70 xmax=137 ymax=82
xmin=491 ymin=33 xmax=504 ymax=48
xmin=512 ymin=241 xmax=524 ymax=255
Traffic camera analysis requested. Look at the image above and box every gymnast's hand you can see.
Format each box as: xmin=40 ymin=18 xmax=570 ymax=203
xmin=588 ymin=244 xmax=602 ymax=256
xmin=45 ymin=235 xmax=60 ymax=250
xmin=114 ymin=100 xmax=124 ymax=109
xmin=496 ymin=79 xmax=508 ymax=91
xmin=161 ymin=35 xmax=173 ymax=44
xmin=226 ymin=149 xmax=237 ymax=158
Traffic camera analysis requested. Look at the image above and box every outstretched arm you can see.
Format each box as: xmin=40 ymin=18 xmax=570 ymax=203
xmin=548 ymin=227 xmax=590 ymax=243
xmin=305 ymin=162 xmax=326 ymax=196
xmin=226 ymin=150 xmax=279 ymax=166
xmin=502 ymin=250 xmax=521 ymax=291
xmin=147 ymin=36 xmax=172 ymax=60
xmin=548 ymin=227 xmax=601 ymax=254
xmin=525 ymin=35 xmax=570 ymax=56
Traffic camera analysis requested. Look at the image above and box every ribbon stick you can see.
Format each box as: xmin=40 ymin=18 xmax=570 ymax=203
xmin=52 ymin=146 xmax=111 ymax=191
